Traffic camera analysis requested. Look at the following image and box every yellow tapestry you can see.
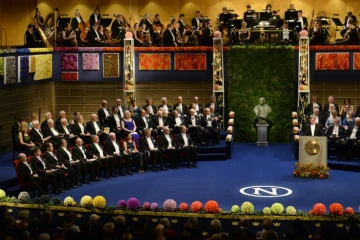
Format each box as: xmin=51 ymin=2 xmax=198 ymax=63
xmin=34 ymin=54 xmax=52 ymax=80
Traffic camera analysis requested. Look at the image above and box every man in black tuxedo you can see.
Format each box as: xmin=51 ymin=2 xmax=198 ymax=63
xmin=201 ymin=108 xmax=221 ymax=145
xmin=176 ymin=125 xmax=197 ymax=168
xmin=135 ymin=109 xmax=155 ymax=136
xmin=140 ymin=128 xmax=165 ymax=172
xmin=12 ymin=117 xmax=25 ymax=140
xmin=203 ymin=20 xmax=213 ymax=46
xmin=57 ymin=139 xmax=88 ymax=185
xmin=111 ymin=15 xmax=122 ymax=39
xmin=191 ymin=11 xmax=203 ymax=44
xmin=29 ymin=120 xmax=51 ymax=147
xmin=205 ymin=96 xmax=219 ymax=114
xmin=296 ymin=10 xmax=308 ymax=31
xmin=341 ymin=12 xmax=357 ymax=37
xmin=143 ymin=97 xmax=157 ymax=115
xmin=42 ymin=142 xmax=72 ymax=189
xmin=87 ymin=135 xmax=115 ymax=179
xmin=304 ymin=115 xmax=323 ymax=136
xmin=41 ymin=112 xmax=53 ymax=132
xmin=107 ymin=132 xmax=131 ymax=176
xmin=305 ymin=95 xmax=322 ymax=115
xmin=323 ymin=104 xmax=339 ymax=123
xmin=57 ymin=118 xmax=76 ymax=146
xmin=142 ymin=13 xmax=158 ymax=43
xmin=169 ymin=110 xmax=186 ymax=134
xmin=158 ymin=97 xmax=173 ymax=117
xmin=30 ymin=147 xmax=65 ymax=194
xmin=153 ymin=110 xmax=168 ymax=135
xmin=186 ymin=109 xmax=204 ymax=145
xmin=55 ymin=111 xmax=68 ymax=129
xmin=89 ymin=7 xmax=101 ymax=27
xmin=115 ymin=99 xmax=126 ymax=119
xmin=159 ymin=127 xmax=180 ymax=169
xmin=73 ymin=115 xmax=91 ymax=143
xmin=108 ymin=107 xmax=122 ymax=140
xmin=326 ymin=118 xmax=345 ymax=159
xmin=163 ymin=23 xmax=177 ymax=47
xmin=86 ymin=114 xmax=103 ymax=135
xmin=341 ymin=105 xmax=351 ymax=121
xmin=192 ymin=96 xmax=203 ymax=114
xmin=72 ymin=138 xmax=99 ymax=182
xmin=323 ymin=95 xmax=339 ymax=113
xmin=86 ymin=23 xmax=101 ymax=47
xmin=343 ymin=118 xmax=360 ymax=160
xmin=98 ymin=100 xmax=112 ymax=128
xmin=18 ymin=153 xmax=48 ymax=194
xmin=43 ymin=119 xmax=65 ymax=149
xmin=174 ymin=96 xmax=189 ymax=116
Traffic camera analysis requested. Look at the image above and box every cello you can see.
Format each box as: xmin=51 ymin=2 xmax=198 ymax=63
xmin=76 ymin=9 xmax=90 ymax=43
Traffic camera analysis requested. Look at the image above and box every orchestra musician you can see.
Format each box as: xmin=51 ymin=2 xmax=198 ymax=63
xmin=34 ymin=9 xmax=45 ymax=30
xmin=61 ymin=23 xmax=76 ymax=47
xmin=87 ymin=23 xmax=110 ymax=46
xmin=243 ymin=5 xmax=252 ymax=21
xmin=140 ymin=13 xmax=159 ymax=44
xmin=90 ymin=7 xmax=101 ymax=27
xmin=280 ymin=21 xmax=293 ymax=44
xmin=71 ymin=10 xmax=83 ymax=43
xmin=296 ymin=10 xmax=308 ymax=31
xmin=98 ymin=25 xmax=110 ymax=43
xmin=309 ymin=21 xmax=323 ymax=45
xmin=191 ymin=11 xmax=203 ymax=44
xmin=25 ymin=24 xmax=42 ymax=48
xmin=111 ymin=15 xmax=123 ymax=40
xmin=203 ymin=20 xmax=213 ymax=46
xmin=173 ymin=22 xmax=185 ymax=46
xmin=335 ymin=21 xmax=359 ymax=45
xmin=219 ymin=7 xmax=229 ymax=24
xmin=238 ymin=22 xmax=251 ymax=44
xmin=289 ymin=4 xmax=296 ymax=10
xmin=139 ymin=23 xmax=152 ymax=46
xmin=153 ymin=14 xmax=164 ymax=44
xmin=132 ymin=23 xmax=146 ymax=46
xmin=163 ymin=23 xmax=177 ymax=47
xmin=341 ymin=12 xmax=357 ymax=37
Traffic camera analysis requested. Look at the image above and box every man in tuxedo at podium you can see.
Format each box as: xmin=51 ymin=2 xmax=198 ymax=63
xmin=304 ymin=115 xmax=323 ymax=136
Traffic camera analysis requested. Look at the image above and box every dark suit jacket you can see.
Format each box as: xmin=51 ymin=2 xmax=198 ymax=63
xmin=31 ymin=156 xmax=51 ymax=174
xmin=89 ymin=14 xmax=102 ymax=27
xmin=153 ymin=117 xmax=168 ymax=128
xmin=203 ymin=27 xmax=213 ymax=46
xmin=108 ymin=115 xmax=122 ymax=132
xmin=186 ymin=115 xmax=201 ymax=127
xmin=344 ymin=15 xmax=357 ymax=27
xmin=43 ymin=127 xmax=62 ymax=140
xmin=71 ymin=17 xmax=81 ymax=32
xmin=135 ymin=116 xmax=153 ymax=131
xmin=41 ymin=120 xmax=48 ymax=132
xmin=158 ymin=105 xmax=173 ymax=114
xmin=87 ymin=143 xmax=108 ymax=158
xmin=141 ymin=18 xmax=154 ymax=36
xmin=205 ymin=103 xmax=219 ymax=113
xmin=140 ymin=136 xmax=159 ymax=151
xmin=143 ymin=105 xmax=157 ymax=114
xmin=176 ymin=133 xmax=195 ymax=147
xmin=29 ymin=128 xmax=45 ymax=144
xmin=304 ymin=123 xmax=323 ymax=136
xmin=345 ymin=125 xmax=360 ymax=139
xmin=323 ymin=103 xmax=339 ymax=113
xmin=106 ymin=140 xmax=124 ymax=156
xmin=178 ymin=20 xmax=186 ymax=34
xmin=43 ymin=151 xmax=63 ymax=169
xmin=192 ymin=103 xmax=203 ymax=114
xmin=86 ymin=28 xmax=100 ymax=46
xmin=57 ymin=147 xmax=74 ymax=165
xmin=115 ymin=105 xmax=126 ymax=118
xmin=86 ymin=121 xmax=102 ymax=135
xmin=191 ymin=17 xmax=203 ymax=30
xmin=169 ymin=116 xmax=186 ymax=129
xmin=163 ymin=28 xmax=176 ymax=46
xmin=18 ymin=162 xmax=36 ymax=177
xmin=73 ymin=122 xmax=88 ymax=136
xmin=305 ymin=102 xmax=323 ymax=115
xmin=326 ymin=125 xmax=345 ymax=138
xmin=98 ymin=108 xmax=111 ymax=127
xmin=297 ymin=16 xmax=308 ymax=30
xmin=159 ymin=134 xmax=177 ymax=149
xmin=111 ymin=19 xmax=121 ymax=39
xmin=72 ymin=145 xmax=88 ymax=161
xmin=57 ymin=125 xmax=73 ymax=136
xmin=173 ymin=103 xmax=189 ymax=116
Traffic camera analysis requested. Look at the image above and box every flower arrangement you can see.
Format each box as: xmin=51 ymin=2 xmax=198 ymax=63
xmin=292 ymin=112 xmax=298 ymax=118
xmin=0 ymin=189 xmax=6 ymax=199
xmin=229 ymin=111 xmax=235 ymax=118
xmin=93 ymin=196 xmax=106 ymax=208
xmin=329 ymin=203 xmax=343 ymax=215
xmin=294 ymin=163 xmax=330 ymax=178
xmin=143 ymin=202 xmax=151 ymax=210
xmin=227 ymin=126 xmax=233 ymax=133
xmin=40 ymin=195 xmax=51 ymax=204
xmin=80 ymin=195 xmax=93 ymax=208
xmin=228 ymin=119 xmax=234 ymax=126
xmin=163 ymin=199 xmax=177 ymax=211
xmin=271 ymin=203 xmax=284 ymax=214
xmin=231 ymin=205 xmax=240 ymax=213
xmin=64 ymin=196 xmax=76 ymax=207
xmin=125 ymin=84 xmax=134 ymax=90
xmin=33 ymin=197 xmax=40 ymax=204
xmin=191 ymin=201 xmax=203 ymax=213
xmin=18 ymin=192 xmax=30 ymax=203
xmin=180 ymin=203 xmax=188 ymax=211
xmin=286 ymin=206 xmax=297 ymax=215
xmin=127 ymin=198 xmax=140 ymax=210
xmin=263 ymin=207 xmax=272 ymax=215
xmin=241 ymin=202 xmax=254 ymax=214
xmin=205 ymin=200 xmax=219 ymax=213
xmin=150 ymin=203 xmax=158 ymax=210
xmin=294 ymin=135 xmax=299 ymax=142
xmin=345 ymin=207 xmax=354 ymax=215
xmin=293 ymin=127 xmax=300 ymax=134
xmin=226 ymin=134 xmax=233 ymax=141
xmin=292 ymin=119 xmax=298 ymax=126
xmin=313 ymin=203 xmax=326 ymax=216
xmin=52 ymin=198 xmax=61 ymax=205
xmin=118 ymin=200 xmax=127 ymax=208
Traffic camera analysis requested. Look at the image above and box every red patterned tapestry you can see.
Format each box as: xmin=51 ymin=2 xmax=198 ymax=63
xmin=315 ymin=53 xmax=349 ymax=70
xmin=354 ymin=53 xmax=360 ymax=70
xmin=139 ymin=53 xmax=171 ymax=70
xmin=174 ymin=54 xmax=206 ymax=70
xmin=62 ymin=72 xmax=79 ymax=81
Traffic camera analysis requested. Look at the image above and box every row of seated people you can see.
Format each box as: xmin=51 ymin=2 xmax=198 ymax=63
xmin=304 ymin=113 xmax=360 ymax=160
xmin=16 ymin=125 xmax=198 ymax=195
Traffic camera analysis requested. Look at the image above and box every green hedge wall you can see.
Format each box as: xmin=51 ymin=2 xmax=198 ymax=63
xmin=228 ymin=45 xmax=296 ymax=142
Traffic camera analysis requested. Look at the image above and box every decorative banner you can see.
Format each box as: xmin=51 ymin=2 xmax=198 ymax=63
xmin=315 ymin=53 xmax=349 ymax=70
xmin=354 ymin=53 xmax=360 ymax=70
xmin=61 ymin=53 xmax=78 ymax=71
xmin=83 ymin=53 xmax=99 ymax=70
xmin=62 ymin=72 xmax=79 ymax=81
xmin=103 ymin=53 xmax=120 ymax=78
xmin=139 ymin=53 xmax=171 ymax=70
xmin=29 ymin=56 xmax=36 ymax=73
xmin=34 ymin=54 xmax=52 ymax=80
xmin=18 ymin=56 xmax=32 ymax=82
xmin=4 ymin=56 xmax=16 ymax=84
xmin=174 ymin=53 xmax=206 ymax=70
xmin=0 ymin=57 xmax=3 ymax=76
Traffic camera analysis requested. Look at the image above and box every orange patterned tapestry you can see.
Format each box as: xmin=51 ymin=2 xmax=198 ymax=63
xmin=315 ymin=53 xmax=349 ymax=70
xmin=174 ymin=54 xmax=206 ymax=70
xmin=139 ymin=53 xmax=171 ymax=70
xmin=354 ymin=53 xmax=360 ymax=70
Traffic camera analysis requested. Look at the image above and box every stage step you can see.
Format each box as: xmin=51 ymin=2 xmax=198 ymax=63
xmin=197 ymin=153 xmax=227 ymax=161
xmin=328 ymin=160 xmax=360 ymax=172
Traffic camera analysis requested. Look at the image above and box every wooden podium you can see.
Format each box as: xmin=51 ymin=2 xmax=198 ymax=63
xmin=299 ymin=136 xmax=328 ymax=166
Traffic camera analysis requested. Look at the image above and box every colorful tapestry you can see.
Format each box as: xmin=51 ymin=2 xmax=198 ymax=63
xmin=354 ymin=53 xmax=360 ymax=70
xmin=62 ymin=72 xmax=79 ymax=81
xmin=315 ymin=53 xmax=350 ymax=70
xmin=174 ymin=53 xmax=206 ymax=70
xmin=103 ymin=53 xmax=120 ymax=78
xmin=61 ymin=53 xmax=78 ymax=71
xmin=34 ymin=54 xmax=52 ymax=80
xmin=29 ymin=56 xmax=36 ymax=73
xmin=18 ymin=56 xmax=32 ymax=82
xmin=4 ymin=56 xmax=16 ymax=84
xmin=83 ymin=53 xmax=99 ymax=70
xmin=0 ymin=57 xmax=3 ymax=76
xmin=139 ymin=53 xmax=171 ymax=70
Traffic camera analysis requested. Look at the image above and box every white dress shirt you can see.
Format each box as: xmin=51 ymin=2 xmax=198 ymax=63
xmin=112 ymin=140 xmax=120 ymax=154
xmin=191 ymin=116 xmax=196 ymax=126
xmin=350 ymin=126 xmax=358 ymax=139
xmin=94 ymin=143 xmax=104 ymax=157
xmin=146 ymin=137 xmax=155 ymax=150
xmin=148 ymin=105 xmax=154 ymax=114
xmin=93 ymin=121 xmax=101 ymax=132
xmin=94 ymin=14 xmax=98 ymax=23
xmin=175 ymin=117 xmax=182 ymax=126
xmin=62 ymin=147 xmax=73 ymax=161
xmin=78 ymin=123 xmax=85 ymax=134
xmin=282 ymin=28 xmax=289 ymax=39
xmin=162 ymin=105 xmax=169 ymax=114
xmin=118 ymin=106 xmax=124 ymax=118
xmin=78 ymin=145 xmax=87 ymax=159
xmin=195 ymin=18 xmax=200 ymax=27
xmin=169 ymin=29 xmax=175 ymax=41
xmin=48 ymin=151 xmax=59 ymax=160
xmin=298 ymin=17 xmax=304 ymax=29
xmin=76 ymin=17 xmax=81 ymax=24
xmin=103 ymin=108 xmax=110 ymax=117
xmin=142 ymin=116 xmax=149 ymax=128
xmin=35 ymin=128 xmax=44 ymax=141
xmin=195 ymin=103 xmax=199 ymax=111
xmin=50 ymin=128 xmax=59 ymax=136
xmin=63 ymin=126 xmax=70 ymax=135
xmin=310 ymin=124 xmax=315 ymax=136
xmin=114 ymin=114 xmax=121 ymax=128
xmin=332 ymin=125 xmax=339 ymax=137
xmin=24 ymin=162 xmax=33 ymax=174
xmin=178 ymin=103 xmax=183 ymax=113
xmin=36 ymin=156 xmax=46 ymax=169
xmin=165 ymin=134 xmax=173 ymax=148
xmin=158 ymin=118 xmax=164 ymax=127
xmin=182 ymin=133 xmax=189 ymax=145
xmin=205 ymin=115 xmax=212 ymax=127
xmin=314 ymin=115 xmax=319 ymax=124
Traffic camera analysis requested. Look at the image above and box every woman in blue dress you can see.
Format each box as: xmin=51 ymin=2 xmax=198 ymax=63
xmin=121 ymin=110 xmax=140 ymax=146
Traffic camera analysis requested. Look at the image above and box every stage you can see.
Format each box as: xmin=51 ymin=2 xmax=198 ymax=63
xmin=48 ymin=143 xmax=360 ymax=212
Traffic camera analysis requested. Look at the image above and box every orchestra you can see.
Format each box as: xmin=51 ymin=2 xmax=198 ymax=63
xmin=25 ymin=5 xmax=360 ymax=47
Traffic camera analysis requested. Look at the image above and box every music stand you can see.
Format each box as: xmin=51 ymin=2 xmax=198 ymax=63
xmin=260 ymin=11 xmax=271 ymax=21
xmin=285 ymin=10 xmax=298 ymax=20
xmin=269 ymin=18 xmax=283 ymax=28
xmin=331 ymin=17 xmax=343 ymax=40
xmin=288 ymin=21 xmax=301 ymax=32
xmin=223 ymin=14 xmax=231 ymax=24
xmin=246 ymin=19 xmax=259 ymax=28
xmin=228 ymin=19 xmax=242 ymax=29
xmin=100 ymin=18 xmax=113 ymax=28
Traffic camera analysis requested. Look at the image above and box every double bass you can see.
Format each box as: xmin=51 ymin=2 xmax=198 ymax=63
xmin=76 ymin=10 xmax=90 ymax=43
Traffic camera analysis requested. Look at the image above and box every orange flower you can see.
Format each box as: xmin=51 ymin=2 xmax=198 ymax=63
xmin=319 ymin=174 xmax=324 ymax=179
xmin=329 ymin=203 xmax=344 ymax=215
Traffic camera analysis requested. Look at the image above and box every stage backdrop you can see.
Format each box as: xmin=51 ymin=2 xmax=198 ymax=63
xmin=228 ymin=46 xmax=296 ymax=142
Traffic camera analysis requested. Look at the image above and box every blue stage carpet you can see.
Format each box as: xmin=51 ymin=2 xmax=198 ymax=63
xmin=48 ymin=143 xmax=360 ymax=211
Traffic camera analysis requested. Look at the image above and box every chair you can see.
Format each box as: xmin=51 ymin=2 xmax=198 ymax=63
xmin=13 ymin=159 xmax=36 ymax=194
